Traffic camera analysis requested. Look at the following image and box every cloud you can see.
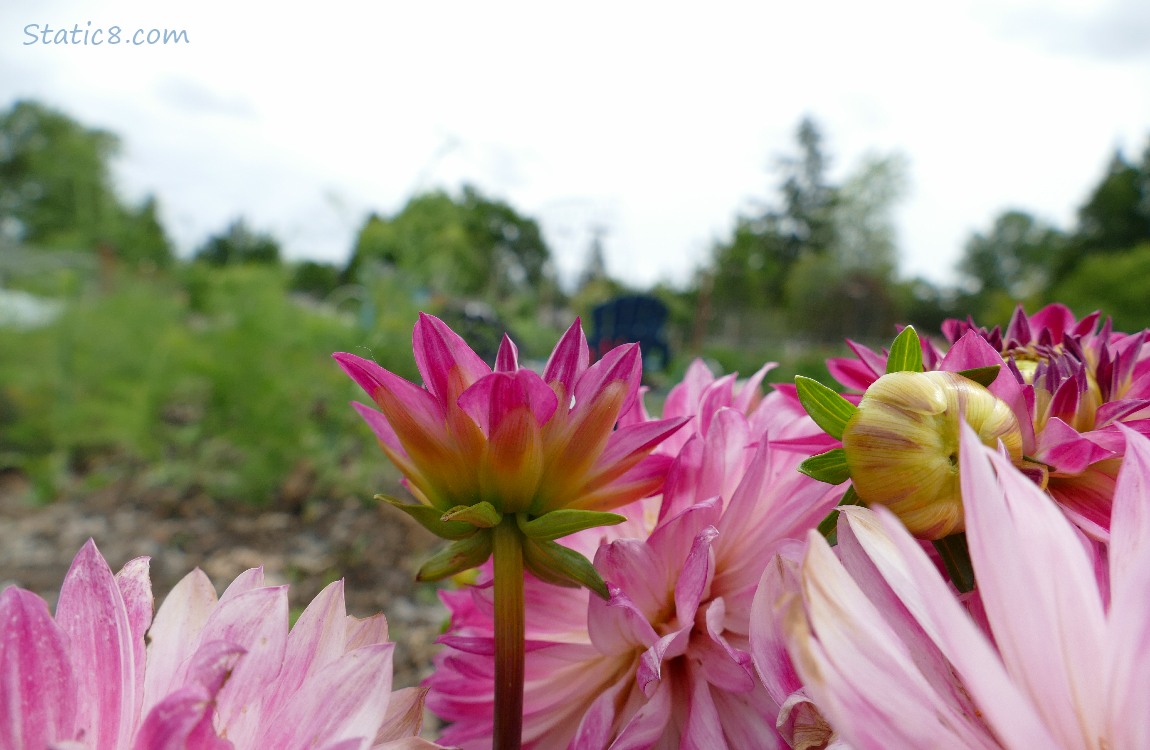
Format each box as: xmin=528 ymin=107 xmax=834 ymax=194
xmin=990 ymin=0 xmax=1150 ymax=62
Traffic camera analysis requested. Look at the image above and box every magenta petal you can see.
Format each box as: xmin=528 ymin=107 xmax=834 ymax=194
xmin=131 ymin=685 xmax=233 ymax=750
xmin=845 ymin=339 xmax=888 ymax=377
xmin=55 ymin=539 xmax=139 ymax=750
xmin=731 ymin=362 xmax=775 ymax=414
xmin=332 ymin=353 xmax=394 ymax=402
xmin=596 ymin=416 xmax=689 ymax=471
xmin=350 ymin=401 xmax=405 ymax=455
xmin=412 ymin=312 xmax=491 ymax=402
xmin=827 ymin=356 xmax=879 ymax=391
xmin=494 ymin=334 xmax=519 ymax=373
xmin=943 ymin=331 xmax=1035 ymax=449
xmin=573 ymin=343 xmax=641 ymax=417
xmin=1034 ymin=417 xmax=1115 ymax=474
xmin=696 ymin=373 xmax=737 ymax=436
xmin=458 ymin=370 xmax=558 ymax=434
xmin=0 ymin=588 xmax=78 ymax=748
xmin=542 ymin=318 xmax=590 ymax=395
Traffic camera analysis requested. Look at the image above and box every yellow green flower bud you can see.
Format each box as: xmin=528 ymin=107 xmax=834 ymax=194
xmin=842 ymin=370 xmax=1023 ymax=540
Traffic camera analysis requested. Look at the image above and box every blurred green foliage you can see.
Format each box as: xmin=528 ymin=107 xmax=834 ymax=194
xmin=0 ymin=265 xmax=423 ymax=505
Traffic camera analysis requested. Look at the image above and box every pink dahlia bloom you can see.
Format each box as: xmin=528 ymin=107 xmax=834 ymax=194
xmin=826 ymin=304 xmax=1150 ymax=540
xmin=427 ymin=365 xmax=839 ymax=748
xmin=767 ymin=422 xmax=1150 ymax=748
xmin=0 ymin=540 xmax=442 ymax=750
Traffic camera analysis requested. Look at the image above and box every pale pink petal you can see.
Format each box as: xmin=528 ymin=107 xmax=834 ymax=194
xmin=693 ymin=598 xmax=755 ymax=692
xmin=115 ymin=556 xmax=152 ymax=736
xmin=55 ymin=539 xmax=139 ymax=750
xmin=219 ymin=566 xmax=265 ymax=602
xmin=843 ymin=506 xmax=1059 ymax=748
xmin=673 ymin=525 xmax=719 ymax=627
xmin=731 ymin=362 xmax=775 ymax=414
xmin=373 ymin=687 xmax=427 ymax=742
xmin=261 ymin=580 xmax=350 ymax=715
xmin=261 ymin=643 xmax=395 ymax=748
xmin=959 ymin=425 xmax=1106 ymax=748
xmin=203 ymin=586 xmax=290 ymax=743
xmin=346 ymin=612 xmax=390 ymax=650
xmin=0 ymin=588 xmax=78 ymax=749
xmin=142 ymin=568 xmax=218 ymax=715
xmin=789 ymin=532 xmax=1001 ymax=749
xmin=587 ymin=584 xmax=660 ymax=655
xmin=637 ymin=627 xmax=692 ymax=697
xmin=681 ymin=674 xmax=726 ymax=750
xmin=749 ymin=545 xmax=805 ymax=707
xmin=1104 ymin=425 xmax=1150 ymax=748
xmin=609 ymin=673 xmax=674 ymax=750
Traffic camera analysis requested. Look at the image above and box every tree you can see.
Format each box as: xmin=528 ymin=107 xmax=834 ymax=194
xmin=1074 ymin=147 xmax=1150 ymax=256
xmin=194 ymin=218 xmax=281 ymax=266
xmin=344 ymin=185 xmax=556 ymax=301
xmin=957 ymin=210 xmax=1067 ymax=300
xmin=0 ymin=100 xmax=174 ymax=267
xmin=831 ymin=152 xmax=908 ymax=276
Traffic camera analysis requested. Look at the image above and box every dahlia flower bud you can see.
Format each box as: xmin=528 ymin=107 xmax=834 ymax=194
xmin=841 ymin=370 xmax=1023 ymax=539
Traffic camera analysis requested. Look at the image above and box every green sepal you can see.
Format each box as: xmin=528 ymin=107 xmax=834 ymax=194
xmin=376 ymin=495 xmax=476 ymax=540
xmin=442 ymin=501 xmax=502 ymax=528
xmin=955 ymin=365 xmax=1000 ymax=388
xmin=933 ymin=532 xmax=976 ymax=593
xmin=416 ymin=531 xmax=493 ymax=581
xmin=516 ymin=509 xmax=627 ymax=541
xmin=817 ymin=485 xmax=864 ymax=544
xmin=522 ymin=537 xmax=610 ymax=599
xmin=799 ymin=448 xmax=851 ymax=485
xmin=886 ymin=326 xmax=924 ymax=374
xmin=795 ymin=376 xmax=858 ymax=441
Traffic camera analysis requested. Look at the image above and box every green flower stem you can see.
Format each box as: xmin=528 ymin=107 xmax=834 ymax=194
xmin=492 ymin=516 xmax=525 ymax=750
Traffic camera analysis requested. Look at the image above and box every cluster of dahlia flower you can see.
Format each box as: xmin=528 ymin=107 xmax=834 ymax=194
xmin=8 ymin=303 xmax=1149 ymax=750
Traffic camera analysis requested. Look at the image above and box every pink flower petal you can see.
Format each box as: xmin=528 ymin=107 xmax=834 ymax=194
xmin=0 ymin=588 xmax=78 ymax=748
xmin=587 ymin=583 xmax=660 ymax=655
xmin=542 ymin=318 xmax=590 ymax=398
xmin=959 ymin=425 xmax=1107 ymax=747
xmin=142 ymin=568 xmax=218 ymax=715
xmin=204 ymin=586 xmax=290 ymax=743
xmin=55 ymin=539 xmax=139 ymax=749
xmin=260 ymin=643 xmax=395 ymax=748
xmin=412 ymin=312 xmax=491 ymax=403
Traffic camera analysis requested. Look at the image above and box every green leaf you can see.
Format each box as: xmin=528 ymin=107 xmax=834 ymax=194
xmin=886 ymin=326 xmax=923 ymax=374
xmin=817 ymin=485 xmax=863 ymax=543
xmin=416 ymin=532 xmax=493 ymax=581
xmin=516 ymin=509 xmax=627 ymax=541
xmin=522 ymin=537 xmax=609 ymax=599
xmin=955 ymin=365 xmax=1000 ymax=388
xmin=376 ymin=495 xmax=477 ymax=540
xmin=799 ymin=448 xmax=852 ymax=485
xmin=794 ymin=376 xmax=858 ymax=441
xmin=442 ymin=501 xmax=502 ymax=528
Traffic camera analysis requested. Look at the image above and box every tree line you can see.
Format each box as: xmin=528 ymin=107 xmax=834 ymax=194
xmin=4 ymin=98 xmax=1150 ymax=350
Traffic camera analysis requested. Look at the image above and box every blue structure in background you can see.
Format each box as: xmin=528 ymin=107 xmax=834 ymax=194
xmin=589 ymin=294 xmax=671 ymax=373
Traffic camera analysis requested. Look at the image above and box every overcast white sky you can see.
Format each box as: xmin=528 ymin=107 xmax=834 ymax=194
xmin=3 ymin=0 xmax=1149 ymax=289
